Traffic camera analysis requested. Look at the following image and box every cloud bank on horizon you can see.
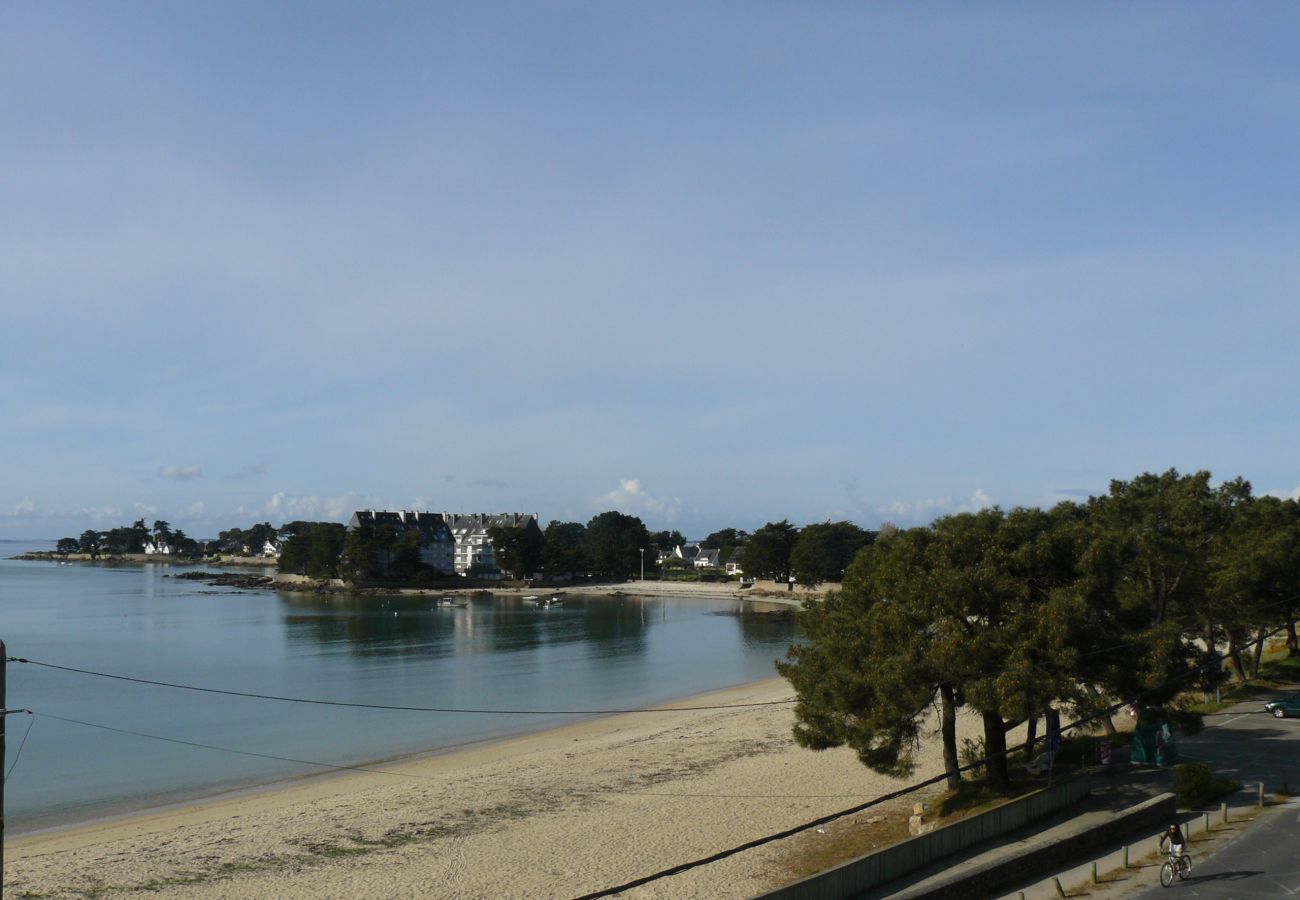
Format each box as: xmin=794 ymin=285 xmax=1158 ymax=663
xmin=4 ymin=4 xmax=1300 ymax=539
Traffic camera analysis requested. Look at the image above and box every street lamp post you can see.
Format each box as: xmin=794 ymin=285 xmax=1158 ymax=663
xmin=639 ymin=548 xmax=645 ymax=581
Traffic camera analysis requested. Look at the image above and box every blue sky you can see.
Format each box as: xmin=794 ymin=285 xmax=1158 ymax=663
xmin=4 ymin=3 xmax=1300 ymax=541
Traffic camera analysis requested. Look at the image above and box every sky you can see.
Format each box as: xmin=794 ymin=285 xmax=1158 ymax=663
xmin=4 ymin=3 xmax=1300 ymax=541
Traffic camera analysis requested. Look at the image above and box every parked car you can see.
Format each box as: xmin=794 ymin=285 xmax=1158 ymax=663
xmin=1263 ymin=693 xmax=1300 ymax=719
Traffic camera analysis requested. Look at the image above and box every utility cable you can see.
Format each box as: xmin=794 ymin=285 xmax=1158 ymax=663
xmin=5 ymin=657 xmax=795 ymax=714
xmin=571 ymin=617 xmax=1299 ymax=899
xmin=32 ymin=711 xmax=881 ymax=800
xmin=4 ymin=709 xmax=35 ymax=782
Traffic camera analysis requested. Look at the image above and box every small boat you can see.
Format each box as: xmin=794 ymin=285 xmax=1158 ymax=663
xmin=435 ymin=597 xmax=468 ymax=608
xmin=522 ymin=595 xmax=540 ymax=603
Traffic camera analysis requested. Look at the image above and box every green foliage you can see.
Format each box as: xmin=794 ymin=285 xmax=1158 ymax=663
xmin=788 ymin=521 xmax=870 ymax=585
xmin=741 ymin=520 xmax=799 ymax=579
xmin=584 ymin=511 xmax=651 ymax=578
xmin=649 ymin=529 xmax=686 ymax=551
xmin=1261 ymin=656 xmax=1300 ymax=682
xmin=1174 ymin=762 xmax=1239 ymax=806
xmin=959 ymin=736 xmax=987 ymax=777
xmin=279 ymin=522 xmax=347 ymax=578
xmin=1166 ymin=707 xmax=1205 ymax=736
xmin=704 ymin=528 xmax=749 ymax=565
xmin=56 ymin=537 xmax=80 ymax=554
xmin=340 ymin=526 xmax=379 ymax=582
xmin=78 ymin=529 xmax=101 ymax=556
xmin=487 ymin=523 xmax=546 ymax=579
xmin=779 ymin=469 xmax=1300 ymax=795
xmin=543 ymin=520 xmax=587 ymax=576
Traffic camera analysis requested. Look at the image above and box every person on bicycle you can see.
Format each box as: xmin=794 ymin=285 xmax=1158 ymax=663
xmin=1159 ymin=823 xmax=1186 ymax=858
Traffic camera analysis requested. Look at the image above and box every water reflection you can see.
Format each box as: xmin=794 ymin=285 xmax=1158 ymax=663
xmin=276 ymin=592 xmax=658 ymax=660
xmin=1 ymin=557 xmax=799 ymax=830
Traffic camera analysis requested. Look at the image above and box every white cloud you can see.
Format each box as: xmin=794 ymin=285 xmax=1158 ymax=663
xmin=159 ymin=465 xmax=202 ymax=481
xmin=78 ymin=506 xmax=124 ymax=521
xmin=133 ymin=502 xmax=158 ymax=516
xmin=12 ymin=499 xmax=37 ymax=517
xmin=225 ymin=463 xmax=267 ymax=480
xmin=249 ymin=491 xmax=376 ymax=523
xmin=1264 ymin=486 xmax=1300 ymax=501
xmin=595 ymin=479 xmax=682 ymax=523
xmin=878 ymin=489 xmax=995 ymax=524
xmin=186 ymin=501 xmax=207 ymax=516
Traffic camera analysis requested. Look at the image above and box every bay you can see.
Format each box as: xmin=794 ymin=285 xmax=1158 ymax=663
xmin=0 ymin=546 xmax=796 ymax=834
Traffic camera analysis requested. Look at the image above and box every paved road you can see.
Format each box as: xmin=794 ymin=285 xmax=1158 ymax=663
xmin=1000 ymin=686 xmax=1300 ymax=900
xmin=1177 ymin=692 xmax=1300 ymax=794
xmin=1131 ymin=798 xmax=1300 ymax=898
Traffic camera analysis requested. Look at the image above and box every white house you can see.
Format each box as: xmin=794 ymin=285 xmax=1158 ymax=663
xmin=443 ymin=512 xmax=542 ymax=578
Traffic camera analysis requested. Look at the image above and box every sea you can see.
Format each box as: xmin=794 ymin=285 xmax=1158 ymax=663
xmin=0 ymin=540 xmax=797 ymax=834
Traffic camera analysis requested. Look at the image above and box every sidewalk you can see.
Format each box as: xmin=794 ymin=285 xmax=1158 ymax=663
xmin=999 ymin=685 xmax=1298 ymax=900
xmin=996 ymin=785 xmax=1275 ymax=899
xmin=860 ymin=768 xmax=1174 ymax=899
xmin=863 ymin=686 xmax=1298 ymax=899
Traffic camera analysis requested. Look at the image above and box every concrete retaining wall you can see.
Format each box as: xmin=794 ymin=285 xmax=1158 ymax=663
xmin=755 ymin=777 xmax=1092 ymax=900
xmin=892 ymin=791 xmax=1176 ymax=899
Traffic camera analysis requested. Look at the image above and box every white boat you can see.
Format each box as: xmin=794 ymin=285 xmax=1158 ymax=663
xmin=435 ymin=597 xmax=468 ymax=608
xmin=522 ymin=595 xmax=540 ymax=603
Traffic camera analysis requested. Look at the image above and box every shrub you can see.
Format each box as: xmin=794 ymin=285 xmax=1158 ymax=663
xmin=1174 ymin=762 xmax=1238 ymax=806
xmin=959 ymin=736 xmax=986 ymax=777
xmin=1167 ymin=708 xmax=1205 ymax=736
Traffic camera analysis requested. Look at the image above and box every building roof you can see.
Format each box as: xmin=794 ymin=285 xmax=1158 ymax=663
xmin=347 ymin=510 xmax=453 ymax=539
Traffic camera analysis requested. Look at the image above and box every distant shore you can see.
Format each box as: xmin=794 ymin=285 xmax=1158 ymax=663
xmin=13 ymin=551 xmax=278 ymax=567
xmin=12 ymin=552 xmax=830 ymax=603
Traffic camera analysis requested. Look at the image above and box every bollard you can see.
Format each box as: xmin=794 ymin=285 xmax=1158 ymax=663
xmin=1203 ymin=811 xmax=1211 ymax=834
xmin=1221 ymin=801 xmax=1228 ymax=824
xmin=1091 ymin=861 xmax=1098 ymax=884
xmin=1259 ymin=781 xmax=1265 ymax=807
xmin=1123 ymin=844 xmax=1130 ymax=868
xmin=1054 ymin=876 xmax=1067 ymax=898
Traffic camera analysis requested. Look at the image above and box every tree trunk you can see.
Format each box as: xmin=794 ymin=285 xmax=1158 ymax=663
xmin=1286 ymin=619 xmax=1299 ymax=658
xmin=939 ymin=683 xmax=961 ymax=790
xmin=1250 ymin=627 xmax=1267 ymax=679
xmin=982 ymin=709 xmax=1010 ymax=789
xmin=1226 ymin=634 xmax=1248 ymax=682
xmin=1083 ymin=684 xmax=1117 ymax=737
xmin=1025 ymin=714 xmax=1038 ymax=758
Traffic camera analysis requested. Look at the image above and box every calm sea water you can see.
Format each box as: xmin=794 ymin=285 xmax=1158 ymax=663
xmin=0 ymin=542 xmax=796 ymax=833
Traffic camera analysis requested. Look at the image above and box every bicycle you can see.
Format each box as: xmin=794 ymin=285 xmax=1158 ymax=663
xmin=1159 ymin=847 xmax=1192 ymax=887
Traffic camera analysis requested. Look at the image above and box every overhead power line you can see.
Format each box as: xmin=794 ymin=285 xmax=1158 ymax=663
xmin=571 ymin=617 xmax=1300 ymax=899
xmin=5 ymin=656 xmax=796 ymax=715
xmin=30 ymin=710 xmax=880 ymax=801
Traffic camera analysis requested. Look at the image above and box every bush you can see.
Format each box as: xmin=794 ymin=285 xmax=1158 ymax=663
xmin=1174 ymin=762 xmax=1238 ymax=806
xmin=959 ymin=736 xmax=986 ymax=777
xmin=1167 ymin=708 xmax=1205 ymax=736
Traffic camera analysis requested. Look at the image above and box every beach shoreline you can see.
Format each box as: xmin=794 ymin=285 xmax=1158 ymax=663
xmin=8 ymin=675 xmax=1002 ymax=899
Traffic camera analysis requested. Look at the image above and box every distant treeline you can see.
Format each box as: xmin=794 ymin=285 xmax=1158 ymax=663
xmin=51 ymin=510 xmax=881 ymax=585
xmin=57 ymin=521 xmax=282 ymax=559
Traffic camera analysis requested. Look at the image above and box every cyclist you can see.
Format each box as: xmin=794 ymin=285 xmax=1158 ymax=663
xmin=1159 ymin=822 xmax=1187 ymax=860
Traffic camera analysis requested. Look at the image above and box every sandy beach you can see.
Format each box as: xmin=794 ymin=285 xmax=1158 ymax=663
xmin=7 ymin=676 xmax=1003 ymax=900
